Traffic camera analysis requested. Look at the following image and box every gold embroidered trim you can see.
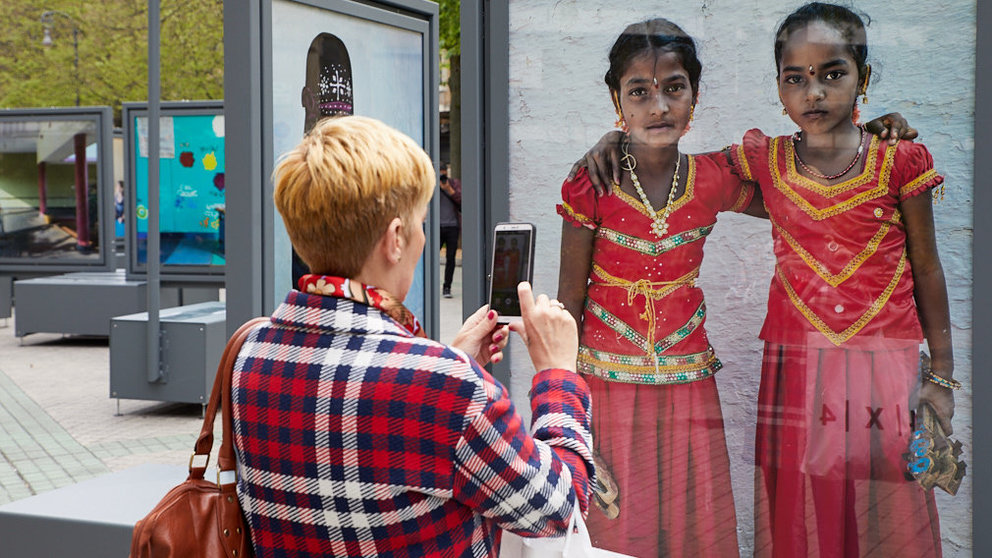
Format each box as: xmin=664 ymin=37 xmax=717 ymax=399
xmin=734 ymin=144 xmax=754 ymax=181
xmin=776 ymin=250 xmax=908 ymax=345
xmin=612 ymin=154 xmax=697 ymax=219
xmin=899 ymin=169 xmax=940 ymax=198
xmin=783 ymin=135 xmax=882 ymax=195
xmin=559 ymin=201 xmax=595 ymax=226
xmin=589 ymin=266 xmax=698 ymax=356
xmin=770 ymin=136 xmax=896 ymax=220
xmin=585 ymin=298 xmax=707 ymax=356
xmin=596 ymin=225 xmax=713 ymax=256
xmin=771 ymin=210 xmax=899 ymax=287
xmin=729 ymin=182 xmax=754 ymax=213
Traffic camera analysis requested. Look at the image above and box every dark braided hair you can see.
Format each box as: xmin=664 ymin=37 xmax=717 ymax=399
xmin=605 ymin=18 xmax=702 ymax=104
xmin=774 ymin=3 xmax=871 ymax=89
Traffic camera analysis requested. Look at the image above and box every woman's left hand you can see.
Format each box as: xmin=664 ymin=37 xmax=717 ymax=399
xmin=865 ymin=112 xmax=919 ymax=145
xmin=451 ymin=305 xmax=511 ymax=366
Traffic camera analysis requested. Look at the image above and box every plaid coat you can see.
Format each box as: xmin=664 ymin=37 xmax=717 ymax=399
xmin=232 ymin=290 xmax=594 ymax=557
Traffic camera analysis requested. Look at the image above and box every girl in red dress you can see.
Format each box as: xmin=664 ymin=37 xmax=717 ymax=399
xmin=727 ymin=4 xmax=956 ymax=556
xmin=557 ymin=19 xmax=763 ymax=557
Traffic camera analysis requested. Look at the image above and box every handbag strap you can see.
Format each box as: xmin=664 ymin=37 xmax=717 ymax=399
xmin=190 ymin=317 xmax=269 ymax=481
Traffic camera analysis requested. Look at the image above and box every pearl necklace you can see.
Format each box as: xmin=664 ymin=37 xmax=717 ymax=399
xmin=621 ymin=141 xmax=680 ymax=238
xmin=791 ymin=126 xmax=865 ymax=180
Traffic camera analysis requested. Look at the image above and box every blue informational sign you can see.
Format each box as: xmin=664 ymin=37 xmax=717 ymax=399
xmin=133 ymin=113 xmax=226 ymax=266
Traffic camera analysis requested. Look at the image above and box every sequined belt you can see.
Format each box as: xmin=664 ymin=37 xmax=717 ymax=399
xmin=578 ymin=345 xmax=722 ymax=385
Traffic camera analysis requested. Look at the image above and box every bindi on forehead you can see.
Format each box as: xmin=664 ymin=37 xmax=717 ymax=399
xmin=780 ymin=29 xmax=858 ymax=70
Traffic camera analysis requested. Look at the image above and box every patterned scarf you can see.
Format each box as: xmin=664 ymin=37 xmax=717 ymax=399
xmin=298 ymin=274 xmax=426 ymax=338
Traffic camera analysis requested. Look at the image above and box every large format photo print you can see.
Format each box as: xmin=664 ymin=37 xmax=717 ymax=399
xmin=506 ymin=1 xmax=974 ymax=556
xmin=0 ymin=111 xmax=111 ymax=270
xmin=128 ymin=107 xmax=226 ymax=273
xmin=270 ymin=0 xmax=428 ymax=320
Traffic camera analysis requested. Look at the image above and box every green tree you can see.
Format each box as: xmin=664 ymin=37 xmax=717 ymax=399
xmin=0 ymin=0 xmax=223 ymax=126
xmin=438 ymin=0 xmax=460 ymax=179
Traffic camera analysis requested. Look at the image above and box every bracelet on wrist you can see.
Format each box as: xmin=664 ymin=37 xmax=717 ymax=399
xmin=925 ymin=371 xmax=961 ymax=390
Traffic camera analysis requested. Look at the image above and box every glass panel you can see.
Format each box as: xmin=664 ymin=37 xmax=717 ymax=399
xmin=0 ymin=118 xmax=101 ymax=262
xmin=505 ymin=2 xmax=974 ymax=556
xmin=133 ymin=113 xmax=226 ymax=266
xmin=269 ymin=0 xmax=427 ymax=320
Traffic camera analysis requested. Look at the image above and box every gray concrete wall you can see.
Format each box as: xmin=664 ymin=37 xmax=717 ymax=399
xmin=502 ymin=1 xmax=974 ymax=555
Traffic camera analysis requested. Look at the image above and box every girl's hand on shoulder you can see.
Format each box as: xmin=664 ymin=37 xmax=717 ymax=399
xmin=567 ymin=130 xmax=625 ymax=197
xmin=864 ymin=112 xmax=919 ymax=146
xmin=451 ymin=305 xmax=510 ymax=367
xmin=919 ymin=381 xmax=955 ymax=435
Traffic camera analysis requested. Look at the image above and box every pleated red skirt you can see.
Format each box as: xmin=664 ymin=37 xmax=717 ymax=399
xmin=754 ymin=341 xmax=942 ymax=558
xmin=583 ymin=375 xmax=740 ymax=558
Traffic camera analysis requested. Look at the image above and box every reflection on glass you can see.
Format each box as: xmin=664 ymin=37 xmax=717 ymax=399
xmin=0 ymin=119 xmax=101 ymax=261
xmin=133 ymin=113 xmax=225 ymax=266
xmin=555 ymin=5 xmax=962 ymax=557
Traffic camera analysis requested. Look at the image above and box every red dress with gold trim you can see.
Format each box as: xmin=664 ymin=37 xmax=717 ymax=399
xmin=558 ymin=153 xmax=754 ymax=558
xmin=731 ymin=129 xmax=943 ymax=558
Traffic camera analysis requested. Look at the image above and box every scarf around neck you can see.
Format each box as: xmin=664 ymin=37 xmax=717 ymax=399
xmin=298 ymin=274 xmax=426 ymax=338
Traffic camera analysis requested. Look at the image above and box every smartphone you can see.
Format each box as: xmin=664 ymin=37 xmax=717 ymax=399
xmin=488 ymin=222 xmax=536 ymax=323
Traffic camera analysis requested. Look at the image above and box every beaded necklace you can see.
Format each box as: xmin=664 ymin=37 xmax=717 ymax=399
xmin=791 ymin=126 xmax=865 ymax=180
xmin=620 ymin=141 xmax=680 ymax=238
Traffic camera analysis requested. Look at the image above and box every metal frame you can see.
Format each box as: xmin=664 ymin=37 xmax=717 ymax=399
xmin=973 ymin=1 xmax=990 ymax=551
xmin=121 ymin=101 xmax=226 ymax=284
xmin=0 ymin=106 xmax=114 ymax=274
xmin=464 ymin=0 xmax=989 ymax=550
xmin=460 ymin=1 xmax=510 ymax=385
xmin=224 ymin=0 xmax=440 ymax=338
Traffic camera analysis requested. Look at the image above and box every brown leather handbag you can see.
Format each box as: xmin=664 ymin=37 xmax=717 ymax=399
xmin=130 ymin=318 xmax=268 ymax=558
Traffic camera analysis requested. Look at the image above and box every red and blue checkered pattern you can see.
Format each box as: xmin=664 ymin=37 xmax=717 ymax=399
xmin=232 ymin=290 xmax=594 ymax=557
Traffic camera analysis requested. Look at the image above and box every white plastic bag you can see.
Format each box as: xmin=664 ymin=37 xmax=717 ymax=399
xmin=519 ymin=508 xmax=596 ymax=558
xmin=500 ymin=506 xmax=599 ymax=558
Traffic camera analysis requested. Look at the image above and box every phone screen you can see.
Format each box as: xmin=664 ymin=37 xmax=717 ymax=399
xmin=489 ymin=226 xmax=534 ymax=318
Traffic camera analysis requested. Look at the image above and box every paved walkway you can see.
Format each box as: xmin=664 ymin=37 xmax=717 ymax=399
xmin=0 ymin=267 xmax=464 ymax=506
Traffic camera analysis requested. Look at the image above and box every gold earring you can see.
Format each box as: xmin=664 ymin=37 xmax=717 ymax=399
xmin=782 ymin=107 xmax=788 ymax=115
xmin=612 ymin=90 xmax=625 ymax=130
xmin=861 ymin=64 xmax=872 ymax=104
xmin=689 ymin=105 xmax=695 ymax=122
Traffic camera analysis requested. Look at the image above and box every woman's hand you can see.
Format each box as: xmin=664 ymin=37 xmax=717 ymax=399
xmin=451 ymin=305 xmax=510 ymax=366
xmin=864 ymin=112 xmax=919 ymax=145
xmin=510 ymin=282 xmax=579 ymax=372
xmin=918 ymin=381 xmax=955 ymax=435
xmin=567 ymin=130 xmax=625 ymax=197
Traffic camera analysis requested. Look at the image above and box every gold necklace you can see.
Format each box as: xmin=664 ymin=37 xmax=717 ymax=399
xmin=621 ymin=141 xmax=680 ymax=238
xmin=791 ymin=126 xmax=865 ymax=180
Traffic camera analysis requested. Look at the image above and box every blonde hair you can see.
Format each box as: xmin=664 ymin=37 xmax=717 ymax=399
xmin=273 ymin=116 xmax=435 ymax=277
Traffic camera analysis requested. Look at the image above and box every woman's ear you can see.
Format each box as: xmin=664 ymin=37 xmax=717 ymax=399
xmin=383 ymin=217 xmax=404 ymax=264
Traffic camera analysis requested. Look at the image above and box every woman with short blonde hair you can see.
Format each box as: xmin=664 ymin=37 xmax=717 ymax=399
xmin=233 ymin=116 xmax=595 ymax=557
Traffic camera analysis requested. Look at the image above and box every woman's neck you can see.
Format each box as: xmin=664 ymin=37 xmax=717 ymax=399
xmin=799 ymin=121 xmax=862 ymax=153
xmin=629 ymin=143 xmax=679 ymax=174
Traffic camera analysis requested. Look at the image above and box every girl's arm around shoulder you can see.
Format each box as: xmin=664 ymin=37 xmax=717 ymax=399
xmin=558 ymin=167 xmax=602 ymax=230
